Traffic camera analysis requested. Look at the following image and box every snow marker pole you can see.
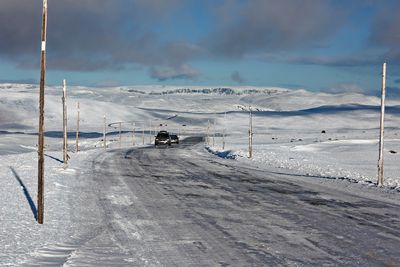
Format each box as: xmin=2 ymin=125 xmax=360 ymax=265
xmin=206 ymin=120 xmax=210 ymax=146
xmin=142 ymin=127 xmax=145 ymax=145
xmin=222 ymin=112 xmax=226 ymax=150
xmin=103 ymin=115 xmax=107 ymax=149
xmin=149 ymin=121 xmax=152 ymax=144
xmin=132 ymin=128 xmax=135 ymax=146
xmin=213 ymin=120 xmax=216 ymax=147
xmin=75 ymin=102 xmax=80 ymax=153
xmin=378 ymin=62 xmax=386 ymax=186
xmin=249 ymin=106 xmax=253 ymax=158
xmin=37 ymin=0 xmax=48 ymax=224
xmin=62 ymin=79 xmax=68 ymax=167
xmin=119 ymin=122 xmax=122 ymax=148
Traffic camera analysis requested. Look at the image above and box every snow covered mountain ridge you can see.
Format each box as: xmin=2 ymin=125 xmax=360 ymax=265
xmin=147 ymin=87 xmax=287 ymax=95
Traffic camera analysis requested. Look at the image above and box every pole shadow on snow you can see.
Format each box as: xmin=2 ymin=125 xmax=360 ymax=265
xmin=10 ymin=167 xmax=38 ymax=221
xmin=45 ymin=153 xmax=64 ymax=164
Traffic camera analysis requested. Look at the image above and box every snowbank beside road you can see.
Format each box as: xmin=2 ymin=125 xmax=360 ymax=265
xmin=206 ymin=137 xmax=400 ymax=190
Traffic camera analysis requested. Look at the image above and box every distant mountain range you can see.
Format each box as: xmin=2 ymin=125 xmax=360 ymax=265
xmin=147 ymin=87 xmax=287 ymax=96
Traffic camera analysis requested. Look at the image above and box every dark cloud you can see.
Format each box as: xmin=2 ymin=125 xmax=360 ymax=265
xmin=149 ymin=64 xmax=199 ymax=81
xmin=369 ymin=4 xmax=400 ymax=48
xmin=255 ymin=53 xmax=383 ymax=67
xmin=1 ymin=0 xmax=347 ymax=74
xmin=206 ymin=0 xmax=345 ymax=58
xmin=231 ymin=71 xmax=245 ymax=84
xmin=0 ymin=1 xmax=40 ymax=57
xmin=0 ymin=0 xmax=202 ymax=81
xmin=205 ymin=0 xmax=400 ymax=67
xmin=368 ymin=3 xmax=400 ymax=65
xmin=2 ymin=0 xmax=397 ymax=82
xmin=269 ymin=2 xmax=400 ymax=68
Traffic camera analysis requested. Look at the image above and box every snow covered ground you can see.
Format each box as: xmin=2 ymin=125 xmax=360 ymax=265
xmin=0 ymin=83 xmax=399 ymax=265
xmin=209 ymin=105 xmax=400 ymax=189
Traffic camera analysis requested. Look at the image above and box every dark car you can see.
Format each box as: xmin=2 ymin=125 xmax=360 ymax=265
xmin=170 ymin=134 xmax=179 ymax=144
xmin=155 ymin=131 xmax=171 ymax=146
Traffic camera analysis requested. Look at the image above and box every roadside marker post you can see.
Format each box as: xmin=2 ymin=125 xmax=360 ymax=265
xmin=248 ymin=106 xmax=253 ymax=158
xmin=103 ymin=115 xmax=107 ymax=149
xmin=37 ymin=0 xmax=48 ymax=224
xmin=213 ymin=120 xmax=216 ymax=147
xmin=119 ymin=122 xmax=122 ymax=148
xmin=222 ymin=112 xmax=226 ymax=150
xmin=142 ymin=127 xmax=145 ymax=145
xmin=206 ymin=120 xmax=210 ymax=146
xmin=75 ymin=102 xmax=80 ymax=153
xmin=132 ymin=128 xmax=136 ymax=146
xmin=377 ymin=62 xmax=387 ymax=186
xmin=149 ymin=121 xmax=152 ymax=144
xmin=62 ymin=79 xmax=68 ymax=167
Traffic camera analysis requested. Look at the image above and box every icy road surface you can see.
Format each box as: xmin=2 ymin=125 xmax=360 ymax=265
xmin=26 ymin=137 xmax=400 ymax=266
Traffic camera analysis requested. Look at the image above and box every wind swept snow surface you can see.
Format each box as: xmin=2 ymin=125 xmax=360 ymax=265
xmin=0 ymin=150 xmax=102 ymax=266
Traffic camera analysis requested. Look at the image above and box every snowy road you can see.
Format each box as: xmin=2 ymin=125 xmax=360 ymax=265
xmin=27 ymin=137 xmax=400 ymax=266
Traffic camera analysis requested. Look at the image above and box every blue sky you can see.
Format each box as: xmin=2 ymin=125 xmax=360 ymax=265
xmin=0 ymin=0 xmax=399 ymax=93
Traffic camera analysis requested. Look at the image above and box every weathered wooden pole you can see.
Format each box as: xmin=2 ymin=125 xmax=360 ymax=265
xmin=75 ymin=102 xmax=80 ymax=152
xmin=248 ymin=106 xmax=253 ymax=158
xmin=213 ymin=120 xmax=216 ymax=147
xmin=222 ymin=129 xmax=226 ymax=150
xmin=251 ymin=108 xmax=253 ymax=154
xmin=132 ymin=128 xmax=135 ymax=146
xmin=37 ymin=0 xmax=48 ymax=225
xmin=142 ymin=127 xmax=145 ymax=145
xmin=103 ymin=115 xmax=107 ymax=149
xmin=119 ymin=122 xmax=122 ymax=148
xmin=149 ymin=121 xmax=152 ymax=144
xmin=206 ymin=120 xmax=210 ymax=146
xmin=378 ymin=62 xmax=387 ymax=186
xmin=62 ymin=79 xmax=68 ymax=167
xmin=222 ymin=112 xmax=226 ymax=150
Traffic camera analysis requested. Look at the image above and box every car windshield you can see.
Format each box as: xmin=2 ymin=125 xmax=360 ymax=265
xmin=157 ymin=133 xmax=169 ymax=138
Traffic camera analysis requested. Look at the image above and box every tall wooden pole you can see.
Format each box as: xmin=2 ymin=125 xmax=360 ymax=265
xmin=132 ymin=128 xmax=135 ymax=146
xmin=249 ymin=106 xmax=253 ymax=158
xmin=75 ymin=102 xmax=80 ymax=152
xmin=251 ymin=108 xmax=253 ymax=154
xmin=119 ymin=122 xmax=122 ymax=148
xmin=222 ymin=112 xmax=226 ymax=150
xmin=142 ymin=127 xmax=145 ymax=145
xmin=213 ymin=118 xmax=216 ymax=147
xmin=103 ymin=115 xmax=107 ymax=149
xmin=206 ymin=120 xmax=210 ymax=146
xmin=62 ymin=79 xmax=68 ymax=167
xmin=149 ymin=121 xmax=152 ymax=144
xmin=378 ymin=62 xmax=387 ymax=186
xmin=37 ymin=0 xmax=48 ymax=225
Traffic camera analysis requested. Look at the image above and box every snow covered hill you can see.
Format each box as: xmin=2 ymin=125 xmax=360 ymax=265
xmin=1 ymin=83 xmax=400 ymax=265
xmin=0 ymin=83 xmax=399 ymax=187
